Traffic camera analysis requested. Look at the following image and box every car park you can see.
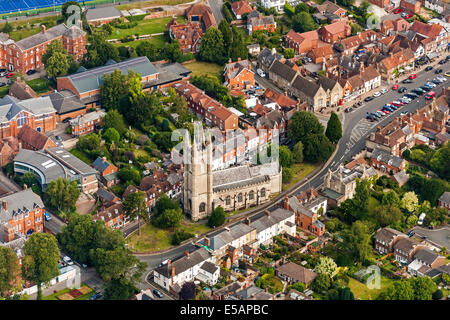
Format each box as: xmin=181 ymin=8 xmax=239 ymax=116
xmin=437 ymin=75 xmax=447 ymax=81
xmin=380 ymin=108 xmax=389 ymax=114
xmin=392 ymin=84 xmax=399 ymax=90
xmin=425 ymin=81 xmax=436 ymax=88
xmin=400 ymin=97 xmax=411 ymax=104
xmin=435 ymin=68 xmax=443 ymax=74
xmin=408 ymin=74 xmax=417 ymax=80
xmin=402 ymin=78 xmax=412 ymax=84
xmin=412 ymin=88 xmax=424 ymax=95
xmin=420 ymin=85 xmax=431 ymax=92
xmin=404 ymin=93 xmax=418 ymax=99
xmin=425 ymin=66 xmax=433 ymax=71
xmin=398 ymin=86 xmax=407 ymax=93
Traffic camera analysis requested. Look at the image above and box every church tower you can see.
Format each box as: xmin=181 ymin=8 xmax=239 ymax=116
xmin=183 ymin=122 xmax=213 ymax=221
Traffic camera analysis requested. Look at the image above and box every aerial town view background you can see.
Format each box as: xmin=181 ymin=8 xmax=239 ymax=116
xmin=0 ymin=0 xmax=448 ymax=304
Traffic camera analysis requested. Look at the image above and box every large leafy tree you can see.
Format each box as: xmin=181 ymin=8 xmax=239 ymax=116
xmin=410 ymin=277 xmax=436 ymax=300
xmin=430 ymin=141 xmax=450 ymax=180
xmin=199 ymin=27 xmax=225 ymax=64
xmin=208 ymin=206 xmax=226 ymax=228
xmin=101 ymin=69 xmax=129 ymax=111
xmin=153 ymin=194 xmax=179 ymax=217
xmin=372 ymin=204 xmax=403 ymax=227
xmin=292 ymin=141 xmax=304 ymax=164
xmin=22 ymin=233 xmax=60 ymax=299
xmin=230 ymin=26 xmax=248 ymax=62
xmin=303 ymin=133 xmax=334 ymax=163
xmin=325 ymin=112 xmax=342 ymax=144
xmin=154 ymin=208 xmax=184 ymax=230
xmin=77 ymin=133 xmax=101 ymax=153
xmin=44 ymin=178 xmax=80 ymax=216
xmin=314 ymin=257 xmax=338 ymax=281
xmin=103 ymin=127 xmax=120 ymax=145
xmin=0 ymin=247 xmax=21 ymax=297
xmin=352 ymin=179 xmax=371 ymax=216
xmin=344 ymin=220 xmax=374 ymax=263
xmin=103 ymin=109 xmax=128 ymax=136
xmin=218 ymin=20 xmax=233 ymax=55
xmin=127 ymin=70 xmax=144 ymax=104
xmin=381 ymin=190 xmax=401 ymax=207
xmin=136 ymin=41 xmax=158 ymax=61
xmin=310 ymin=273 xmax=331 ymax=293
xmin=288 ymin=111 xmax=324 ymax=143
xmin=380 ymin=280 xmax=414 ymax=300
xmin=104 ymin=277 xmax=138 ymax=300
xmin=42 ymin=40 xmax=70 ymax=78
xmin=180 ymin=282 xmax=196 ymax=300
xmin=279 ymin=145 xmax=293 ymax=168
xmin=122 ymin=191 xmax=149 ymax=236
xmin=292 ymin=11 xmax=318 ymax=33
xmin=83 ymin=32 xmax=120 ymax=68
xmin=401 ymin=191 xmax=419 ymax=214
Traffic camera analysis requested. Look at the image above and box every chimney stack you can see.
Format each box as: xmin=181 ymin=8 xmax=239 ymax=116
xmin=3 ymin=224 xmax=14 ymax=243
xmin=184 ymin=250 xmax=190 ymax=258
xmin=2 ymin=200 xmax=7 ymax=211
xmin=41 ymin=25 xmax=46 ymax=33
xmin=23 ymin=184 xmax=27 ymax=190
xmin=265 ymin=210 xmax=270 ymax=217
xmin=171 ymin=265 xmax=176 ymax=277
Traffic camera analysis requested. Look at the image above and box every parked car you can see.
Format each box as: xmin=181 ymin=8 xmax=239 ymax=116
xmin=405 ymin=93 xmax=418 ymax=99
xmin=379 ymin=108 xmax=389 ymax=114
xmin=364 ymin=96 xmax=375 ymax=102
xmin=400 ymin=111 xmax=408 ymax=116
xmin=6 ymin=73 xmax=14 ymax=78
xmin=400 ymin=97 xmax=411 ymax=104
xmin=153 ymin=289 xmax=164 ymax=298
xmin=425 ymin=66 xmax=433 ymax=71
xmin=26 ymin=69 xmax=36 ymax=75
xmin=425 ymin=81 xmax=436 ymax=88
xmin=404 ymin=13 xmax=413 ymax=19
xmin=380 ymin=88 xmax=388 ymax=94
xmin=398 ymin=86 xmax=407 ymax=93
xmin=393 ymin=8 xmax=402 ymax=14
xmin=55 ymin=135 xmax=62 ymax=142
xmin=44 ymin=212 xmax=52 ymax=221
xmin=373 ymin=91 xmax=381 ymax=97
xmin=256 ymin=69 xmax=265 ymax=77
xmin=408 ymin=74 xmax=417 ymax=80
xmin=0 ymin=83 xmax=5 ymax=87
xmin=412 ymin=88 xmax=424 ymax=95
xmin=445 ymin=71 xmax=450 ymax=77
xmin=425 ymin=91 xmax=435 ymax=100
xmin=402 ymin=78 xmax=412 ymax=84
xmin=435 ymin=68 xmax=443 ymax=74
xmin=438 ymin=59 xmax=447 ymax=64
xmin=392 ymin=84 xmax=399 ymax=90
xmin=437 ymin=75 xmax=447 ymax=81
xmin=89 ymin=292 xmax=103 ymax=300
xmin=344 ymin=107 xmax=353 ymax=113
xmin=63 ymin=256 xmax=74 ymax=265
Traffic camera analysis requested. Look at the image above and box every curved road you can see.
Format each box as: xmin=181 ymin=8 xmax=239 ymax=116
xmin=136 ymin=62 xmax=450 ymax=285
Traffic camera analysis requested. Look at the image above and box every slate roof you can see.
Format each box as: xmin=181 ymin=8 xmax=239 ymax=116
xmin=0 ymin=189 xmax=44 ymax=223
xmin=92 ymin=157 xmax=113 ymax=173
xmin=15 ymin=24 xmax=84 ymax=51
xmin=318 ymin=75 xmax=338 ymax=91
xmin=269 ymin=60 xmax=298 ymax=83
xmin=208 ymin=223 xmax=255 ymax=251
xmin=225 ymin=59 xmax=252 ymax=80
xmin=200 ymin=261 xmax=219 ymax=274
xmin=287 ymin=196 xmax=314 ymax=218
xmin=438 ymin=191 xmax=450 ymax=204
xmin=59 ymin=56 xmax=158 ymax=95
xmin=0 ymin=95 xmax=56 ymax=123
xmin=249 ymin=208 xmax=294 ymax=234
xmin=86 ymin=6 xmax=121 ymax=21
xmin=154 ymin=247 xmax=212 ymax=277
xmin=414 ymin=247 xmax=440 ymax=265
xmin=257 ymin=48 xmax=282 ymax=68
xmin=96 ymin=188 xmax=118 ymax=203
xmin=371 ymin=148 xmax=404 ymax=168
xmin=69 ymin=109 xmax=106 ymax=127
xmin=277 ymin=262 xmax=317 ymax=284
xmin=394 ymin=237 xmax=418 ymax=253
xmin=292 ymin=76 xmax=320 ymax=98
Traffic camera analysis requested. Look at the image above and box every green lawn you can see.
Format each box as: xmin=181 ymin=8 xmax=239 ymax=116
xmin=43 ymin=285 xmax=93 ymax=300
xmin=282 ymin=163 xmax=318 ymax=191
xmin=115 ymin=0 xmax=193 ymax=10
xmin=3 ymin=16 xmax=59 ymax=41
xmin=69 ymin=149 xmax=92 ymax=165
xmin=26 ymin=77 xmax=53 ymax=95
xmin=348 ymin=276 xmax=395 ymax=300
xmin=112 ymin=34 xmax=167 ymax=49
xmin=0 ymin=85 xmax=10 ymax=98
xmin=107 ymin=16 xmax=185 ymax=40
xmin=126 ymin=220 xmax=211 ymax=253
xmin=183 ymin=61 xmax=223 ymax=78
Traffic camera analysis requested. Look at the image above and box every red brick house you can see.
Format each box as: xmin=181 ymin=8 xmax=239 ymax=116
xmin=93 ymin=203 xmax=130 ymax=230
xmin=247 ymin=11 xmax=276 ymax=35
xmin=69 ymin=109 xmax=106 ymax=137
xmin=231 ymin=1 xmax=253 ymax=19
xmin=438 ymin=192 xmax=450 ymax=211
xmin=17 ymin=124 xmax=56 ymax=151
xmin=224 ymin=58 xmax=255 ymax=91
xmin=185 ymin=3 xmax=217 ymax=29
xmin=307 ymin=45 xmax=334 ymax=64
xmin=0 ymin=188 xmax=45 ymax=241
xmin=401 ymin=0 xmax=421 ymax=14
xmin=369 ymin=148 xmax=407 ymax=174
xmin=369 ymin=0 xmax=390 ymax=8
xmin=0 ymin=23 xmax=86 ymax=74
xmin=0 ymin=137 xmax=19 ymax=167
xmin=92 ymin=156 xmax=119 ymax=187
xmin=167 ymin=18 xmax=203 ymax=54
xmin=283 ymin=196 xmax=325 ymax=237
xmin=284 ymin=30 xmax=318 ymax=55
xmin=318 ymin=20 xmax=351 ymax=44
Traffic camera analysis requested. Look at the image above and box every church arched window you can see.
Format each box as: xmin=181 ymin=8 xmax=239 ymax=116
xmin=17 ymin=112 xmax=27 ymax=128
xmin=260 ymin=188 xmax=266 ymax=198
xmin=225 ymin=196 xmax=231 ymax=205
xmin=199 ymin=202 xmax=206 ymax=212
xmin=249 ymin=190 xmax=255 ymax=200
xmin=237 ymin=193 xmax=243 ymax=202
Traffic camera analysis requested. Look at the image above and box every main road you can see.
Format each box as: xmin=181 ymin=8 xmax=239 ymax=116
xmin=135 ymin=63 xmax=450 ymax=286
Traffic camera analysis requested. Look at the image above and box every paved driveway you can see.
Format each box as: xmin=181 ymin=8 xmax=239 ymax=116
xmin=411 ymin=226 xmax=450 ymax=249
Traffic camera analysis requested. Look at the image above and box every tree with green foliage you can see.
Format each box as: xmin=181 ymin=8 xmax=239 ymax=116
xmin=2 ymin=21 xmax=12 ymax=33
xmin=77 ymin=133 xmax=101 ymax=153
xmin=22 ymin=233 xmax=60 ymax=299
xmin=380 ymin=279 xmax=414 ymax=300
xmin=61 ymin=1 xmax=81 ymax=23
xmin=208 ymin=206 xmax=226 ymax=228
xmin=279 ymin=145 xmax=293 ymax=168
xmin=314 ymin=257 xmax=338 ymax=280
xmin=44 ymin=178 xmax=80 ymax=216
xmin=406 ymin=214 xmax=418 ymax=229
xmin=325 ymin=112 xmax=342 ymax=144
xmin=123 ymin=191 xmax=149 ymax=236
xmin=42 ymin=40 xmax=70 ymax=78
xmin=103 ymin=109 xmax=128 ymax=136
xmin=153 ymin=194 xmax=179 ymax=217
xmin=0 ymin=247 xmax=21 ymax=297
xmin=222 ymin=3 xmax=234 ymax=22
xmin=101 ymin=69 xmax=129 ymax=111
xmin=284 ymin=3 xmax=295 ymax=17
xmin=303 ymin=133 xmax=334 ymax=163
xmin=282 ymin=167 xmax=294 ymax=184
xmin=424 ymin=207 xmax=448 ymax=227
xmin=344 ymin=220 xmax=374 ymax=263
xmin=180 ymin=282 xmax=197 ymax=300
xmin=171 ymin=229 xmax=194 ymax=245
xmin=230 ymin=26 xmax=248 ymax=62
xmin=103 ymin=127 xmax=120 ymax=144
xmin=136 ymin=40 xmax=158 ymax=61
xmin=284 ymin=48 xmax=295 ymax=59
xmin=219 ymin=20 xmax=233 ymax=55
xmin=292 ymin=141 xmax=304 ymax=164
xmin=410 ymin=277 xmax=436 ymax=300
xmin=350 ymin=23 xmax=363 ymax=35
xmin=83 ymin=32 xmax=120 ymax=68
xmin=289 ymin=282 xmax=305 ymax=292
xmin=330 ymin=287 xmax=355 ymax=300
xmin=295 ymin=2 xmax=312 ymax=13
xmin=381 ymin=190 xmax=401 ymax=207
xmin=154 ymin=208 xmax=184 ymax=230
xmin=432 ymin=289 xmax=443 ymax=300
xmin=127 ymin=70 xmax=143 ymax=104
xmin=118 ymin=167 xmax=141 ymax=186
xmin=104 ymin=277 xmax=138 ymax=300
xmin=401 ymin=191 xmax=419 ymax=214
xmin=429 ymin=142 xmax=450 ymax=180
xmin=292 ymin=11 xmax=318 ymax=33
xmin=310 ymin=273 xmax=331 ymax=293
xmin=288 ymin=111 xmax=324 ymax=143
xmin=373 ymin=204 xmax=403 ymax=227
xmin=199 ymin=27 xmax=226 ymax=64
xmin=353 ymin=179 xmax=371 ymax=215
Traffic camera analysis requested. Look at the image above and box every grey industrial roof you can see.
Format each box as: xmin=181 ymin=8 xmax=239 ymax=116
xmin=15 ymin=24 xmax=84 ymax=51
xmin=46 ymin=147 xmax=97 ymax=175
xmin=46 ymin=90 xmax=85 ymax=115
xmin=0 ymin=95 xmax=56 ymax=123
xmin=86 ymin=6 xmax=121 ymax=21
xmin=0 ymin=189 xmax=44 ymax=223
xmin=59 ymin=56 xmax=158 ymax=95
xmin=154 ymin=247 xmax=212 ymax=278
xmin=14 ymin=149 xmax=68 ymax=185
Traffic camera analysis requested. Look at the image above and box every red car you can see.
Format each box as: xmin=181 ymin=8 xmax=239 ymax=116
xmin=404 ymin=14 xmax=413 ymax=19
xmin=409 ymin=73 xmax=417 ymax=80
xmin=392 ymin=84 xmax=399 ymax=90
xmin=380 ymin=108 xmax=389 ymax=114
xmin=6 ymin=73 xmax=14 ymax=78
xmin=393 ymin=8 xmax=402 ymax=14
xmin=391 ymin=101 xmax=403 ymax=107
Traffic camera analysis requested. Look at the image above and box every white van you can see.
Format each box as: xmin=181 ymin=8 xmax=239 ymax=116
xmin=257 ymin=68 xmax=265 ymax=77
xmin=418 ymin=213 xmax=426 ymax=225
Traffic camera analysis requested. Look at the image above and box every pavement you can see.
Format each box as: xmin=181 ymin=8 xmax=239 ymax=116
xmin=208 ymin=0 xmax=224 ymax=26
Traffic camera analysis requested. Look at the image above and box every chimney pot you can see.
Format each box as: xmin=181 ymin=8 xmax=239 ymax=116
xmin=23 ymin=184 xmax=27 ymax=190
xmin=265 ymin=210 xmax=270 ymax=217
xmin=2 ymin=200 xmax=7 ymax=211
xmin=41 ymin=25 xmax=46 ymax=33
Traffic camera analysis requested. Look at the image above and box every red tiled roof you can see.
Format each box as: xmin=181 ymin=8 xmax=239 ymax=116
xmin=17 ymin=124 xmax=54 ymax=150
xmin=231 ymin=1 xmax=253 ymax=16
xmin=410 ymin=21 xmax=442 ymax=39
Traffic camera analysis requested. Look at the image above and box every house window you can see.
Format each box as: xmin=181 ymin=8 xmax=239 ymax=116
xmin=249 ymin=190 xmax=254 ymax=200
xmin=261 ymin=188 xmax=266 ymax=198
xmin=225 ymin=196 xmax=231 ymax=205
xmin=238 ymin=193 xmax=243 ymax=202
xmin=199 ymin=202 xmax=206 ymax=212
xmin=17 ymin=112 xmax=27 ymax=128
